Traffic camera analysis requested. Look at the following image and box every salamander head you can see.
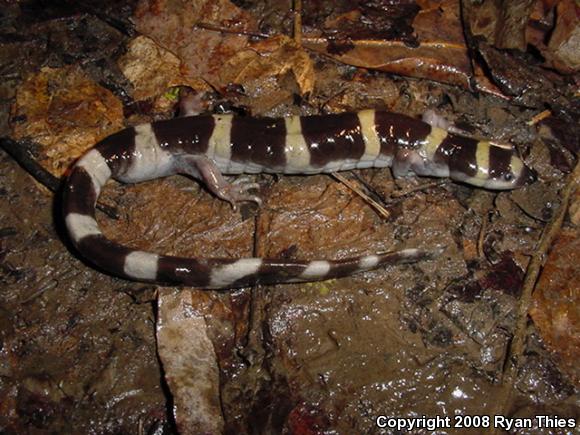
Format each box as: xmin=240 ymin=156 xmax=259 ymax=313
xmin=449 ymin=141 xmax=535 ymax=190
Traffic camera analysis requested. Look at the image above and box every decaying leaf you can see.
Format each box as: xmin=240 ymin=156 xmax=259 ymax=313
xmin=546 ymin=0 xmax=580 ymax=73
xmin=133 ymin=0 xmax=315 ymax=106
xmin=469 ymin=0 xmax=536 ymax=51
xmin=303 ymin=1 xmax=466 ymax=86
xmin=530 ymin=229 xmax=580 ymax=386
xmin=468 ymin=0 xmax=580 ymax=74
xmin=536 ymin=118 xmax=578 ymax=174
xmin=134 ymin=0 xmax=256 ymax=89
xmin=157 ymin=290 xmax=224 ymax=434
xmin=309 ymin=0 xmax=420 ymax=45
xmin=473 ymin=39 xmax=579 ymax=120
xmin=118 ymin=35 xmax=208 ymax=101
xmin=220 ymin=35 xmax=314 ymax=96
xmin=304 ymin=38 xmax=472 ymax=88
xmin=526 ymin=0 xmax=580 ymax=74
xmin=302 ymin=0 xmax=473 ymax=89
xmin=10 ymin=66 xmax=123 ymax=176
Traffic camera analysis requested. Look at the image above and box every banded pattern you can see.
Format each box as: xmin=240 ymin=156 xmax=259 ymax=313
xmin=63 ymin=109 xmax=534 ymax=288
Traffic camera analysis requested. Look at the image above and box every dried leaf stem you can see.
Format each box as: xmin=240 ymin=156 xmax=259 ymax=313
xmin=195 ymin=22 xmax=269 ymax=38
xmin=293 ymin=0 xmax=302 ymax=45
xmin=0 ymin=137 xmax=119 ymax=219
xmin=332 ymin=173 xmax=391 ymax=219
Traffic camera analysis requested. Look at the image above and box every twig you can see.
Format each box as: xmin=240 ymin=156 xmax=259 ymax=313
xmin=195 ymin=22 xmax=269 ymax=39
xmin=527 ymin=109 xmax=551 ymax=126
xmin=477 ymin=211 xmax=488 ymax=259
xmin=302 ymin=37 xmax=466 ymax=50
xmin=20 ymin=263 xmax=81 ymax=304
xmin=20 ymin=278 xmax=58 ymax=304
xmin=293 ymin=0 xmax=302 ymax=45
xmin=458 ymin=0 xmax=479 ymax=91
xmin=489 ymin=161 xmax=579 ymax=433
xmin=391 ymin=179 xmax=449 ymax=198
xmin=76 ymin=2 xmax=135 ymax=37
xmin=332 ymin=173 xmax=390 ymax=219
xmin=0 ymin=137 xmax=119 ymax=219
xmin=1 ymin=137 xmax=60 ymax=191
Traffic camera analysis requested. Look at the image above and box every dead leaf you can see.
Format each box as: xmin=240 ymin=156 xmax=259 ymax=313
xmin=10 ymin=66 xmax=124 ymax=176
xmin=312 ymin=0 xmax=420 ymax=45
xmin=304 ymin=38 xmax=471 ymax=88
xmin=470 ymin=0 xmax=536 ymax=51
xmin=546 ymin=0 xmax=580 ymax=73
xmin=156 ymin=289 xmax=224 ymax=434
xmin=118 ymin=35 xmax=208 ymax=101
xmin=470 ymin=0 xmax=579 ymax=74
xmin=220 ymin=35 xmax=314 ymax=96
xmin=303 ymin=0 xmax=473 ymax=89
xmin=530 ymin=229 xmax=580 ymax=386
xmin=134 ymin=0 xmax=256 ymax=89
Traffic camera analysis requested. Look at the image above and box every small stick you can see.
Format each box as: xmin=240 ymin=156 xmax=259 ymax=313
xmin=20 ymin=279 xmax=58 ymax=304
xmin=0 ymin=137 xmax=119 ymax=219
xmin=1 ymin=138 xmax=60 ymax=192
xmin=391 ymin=179 xmax=449 ymax=198
xmin=477 ymin=211 xmax=489 ymax=259
xmin=75 ymin=3 xmax=135 ymax=37
xmin=293 ymin=0 xmax=303 ymax=45
xmin=332 ymin=173 xmax=390 ymax=219
xmin=195 ymin=22 xmax=269 ymax=39
xmin=527 ymin=109 xmax=551 ymax=126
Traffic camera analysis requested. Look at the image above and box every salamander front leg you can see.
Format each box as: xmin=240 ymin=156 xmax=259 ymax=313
xmin=176 ymin=155 xmax=262 ymax=209
xmin=392 ymin=148 xmax=421 ymax=178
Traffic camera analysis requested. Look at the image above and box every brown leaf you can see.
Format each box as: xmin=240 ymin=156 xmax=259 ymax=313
xmin=156 ymin=289 xmax=224 ymax=434
xmin=134 ymin=0 xmax=257 ymax=89
xmin=476 ymin=42 xmax=575 ymax=112
xmin=470 ymin=0 xmax=536 ymax=51
xmin=312 ymin=0 xmax=421 ymax=45
xmin=304 ymin=38 xmax=471 ymax=88
xmin=470 ymin=0 xmax=579 ymax=74
xmin=118 ymin=35 xmax=208 ymax=101
xmin=530 ymin=229 xmax=580 ymax=386
xmin=546 ymin=0 xmax=580 ymax=73
xmin=220 ymin=35 xmax=315 ymax=96
xmin=303 ymin=0 xmax=473 ymax=89
xmin=10 ymin=66 xmax=124 ymax=176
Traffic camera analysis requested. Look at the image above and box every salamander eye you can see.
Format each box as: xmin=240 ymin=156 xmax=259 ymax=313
xmin=504 ymin=173 xmax=514 ymax=181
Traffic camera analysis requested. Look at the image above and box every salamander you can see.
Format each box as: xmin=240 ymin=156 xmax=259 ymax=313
xmin=62 ymin=109 xmax=535 ymax=288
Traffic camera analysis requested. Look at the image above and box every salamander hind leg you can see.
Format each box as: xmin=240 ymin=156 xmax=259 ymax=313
xmin=175 ymin=155 xmax=262 ymax=209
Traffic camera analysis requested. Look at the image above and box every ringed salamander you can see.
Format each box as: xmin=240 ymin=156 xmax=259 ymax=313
xmin=63 ymin=109 xmax=535 ymax=288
